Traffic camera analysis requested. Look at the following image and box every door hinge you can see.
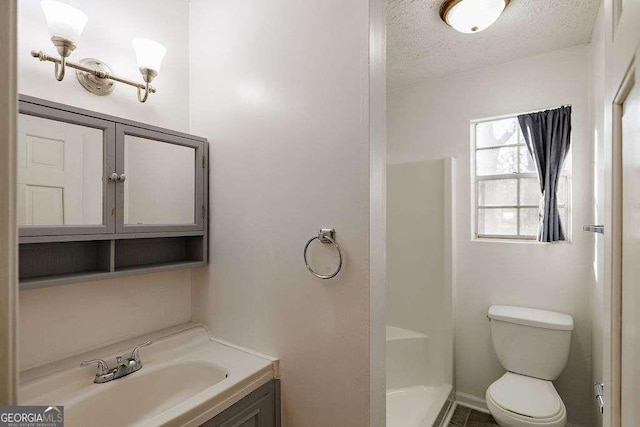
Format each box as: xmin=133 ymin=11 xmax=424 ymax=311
xmin=202 ymin=156 xmax=207 ymax=168
xmin=595 ymin=382 xmax=604 ymax=414
xmin=202 ymin=205 xmax=206 ymax=218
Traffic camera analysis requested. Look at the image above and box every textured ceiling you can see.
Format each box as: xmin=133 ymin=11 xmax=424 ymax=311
xmin=387 ymin=0 xmax=601 ymax=90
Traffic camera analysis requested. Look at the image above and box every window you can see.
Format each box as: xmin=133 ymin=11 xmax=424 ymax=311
xmin=472 ymin=116 xmax=570 ymax=241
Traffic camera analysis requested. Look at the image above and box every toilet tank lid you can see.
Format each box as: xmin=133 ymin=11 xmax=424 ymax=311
xmin=488 ymin=305 xmax=574 ymax=331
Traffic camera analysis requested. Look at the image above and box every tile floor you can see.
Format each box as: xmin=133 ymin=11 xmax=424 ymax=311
xmin=449 ymin=405 xmax=499 ymax=427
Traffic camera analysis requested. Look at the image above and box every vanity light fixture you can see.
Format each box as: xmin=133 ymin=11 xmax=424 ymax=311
xmin=32 ymin=0 xmax=166 ymax=103
xmin=440 ymin=0 xmax=510 ymax=34
xmin=131 ymin=39 xmax=167 ymax=103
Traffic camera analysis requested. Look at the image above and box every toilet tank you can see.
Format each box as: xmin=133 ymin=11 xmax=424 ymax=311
xmin=488 ymin=305 xmax=574 ymax=380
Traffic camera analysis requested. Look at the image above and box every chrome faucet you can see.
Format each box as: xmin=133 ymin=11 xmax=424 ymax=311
xmin=80 ymin=341 xmax=151 ymax=384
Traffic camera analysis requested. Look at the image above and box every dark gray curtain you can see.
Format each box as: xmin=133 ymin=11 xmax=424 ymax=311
xmin=517 ymin=106 xmax=571 ymax=242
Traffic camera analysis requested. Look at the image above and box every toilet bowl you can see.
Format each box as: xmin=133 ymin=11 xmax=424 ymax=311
xmin=486 ymin=372 xmax=566 ymax=427
xmin=486 ymin=305 xmax=574 ymax=427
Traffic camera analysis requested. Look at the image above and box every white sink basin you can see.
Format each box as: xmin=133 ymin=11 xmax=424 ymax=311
xmin=20 ymin=325 xmax=276 ymax=427
xmin=66 ymin=361 xmax=228 ymax=427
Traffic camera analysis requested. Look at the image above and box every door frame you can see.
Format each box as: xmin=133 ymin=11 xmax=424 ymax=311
xmin=607 ymin=64 xmax=633 ymax=427
xmin=604 ymin=0 xmax=640 ymax=424
xmin=0 ymin=0 xmax=18 ymax=406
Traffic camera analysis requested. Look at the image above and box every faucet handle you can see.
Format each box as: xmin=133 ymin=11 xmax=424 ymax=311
xmin=130 ymin=340 xmax=152 ymax=362
xmin=80 ymin=359 xmax=110 ymax=375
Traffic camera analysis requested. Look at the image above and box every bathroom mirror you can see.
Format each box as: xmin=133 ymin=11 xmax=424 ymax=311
xmin=115 ymin=123 xmax=204 ymax=234
xmin=123 ymin=135 xmax=196 ymax=225
xmin=18 ymin=96 xmax=208 ymax=288
xmin=16 ymin=99 xmax=117 ymax=239
xmin=17 ymin=113 xmax=104 ymax=226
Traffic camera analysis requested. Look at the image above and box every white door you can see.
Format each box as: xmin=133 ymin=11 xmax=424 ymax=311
xmin=621 ymin=77 xmax=640 ymax=426
xmin=17 ymin=114 xmax=86 ymax=226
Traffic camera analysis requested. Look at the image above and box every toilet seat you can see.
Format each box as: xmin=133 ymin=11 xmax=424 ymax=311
xmin=486 ymin=373 xmax=567 ymax=427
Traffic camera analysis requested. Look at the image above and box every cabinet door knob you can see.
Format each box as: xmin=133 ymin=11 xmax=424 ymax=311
xmin=118 ymin=174 xmax=126 ymax=182
xmin=108 ymin=172 xmax=119 ymax=182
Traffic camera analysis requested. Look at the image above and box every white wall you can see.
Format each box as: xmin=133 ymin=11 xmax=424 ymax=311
xmin=17 ymin=0 xmax=192 ymax=370
xmin=188 ymin=0 xmax=384 ymax=425
xmin=388 ymin=45 xmax=594 ymax=426
xmin=19 ymin=269 xmax=191 ymax=370
xmin=588 ymin=3 xmax=606 ymax=426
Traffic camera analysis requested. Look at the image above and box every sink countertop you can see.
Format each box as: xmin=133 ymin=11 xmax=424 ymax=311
xmin=20 ymin=323 xmax=279 ymax=427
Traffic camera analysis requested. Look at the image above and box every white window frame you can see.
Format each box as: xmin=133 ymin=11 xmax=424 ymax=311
xmin=471 ymin=113 xmax=571 ymax=242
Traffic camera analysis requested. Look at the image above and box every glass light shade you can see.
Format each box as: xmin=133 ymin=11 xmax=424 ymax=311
xmin=132 ymin=39 xmax=167 ymax=73
xmin=41 ymin=0 xmax=88 ymax=44
xmin=444 ymin=0 xmax=507 ymax=34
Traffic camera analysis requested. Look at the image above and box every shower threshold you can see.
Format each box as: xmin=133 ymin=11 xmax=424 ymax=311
xmin=386 ymin=384 xmax=452 ymax=427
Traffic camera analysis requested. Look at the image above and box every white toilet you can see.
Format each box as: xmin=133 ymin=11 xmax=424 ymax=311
xmin=486 ymin=305 xmax=574 ymax=427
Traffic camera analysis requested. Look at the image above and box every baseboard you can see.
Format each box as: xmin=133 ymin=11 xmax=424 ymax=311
xmin=455 ymin=391 xmax=489 ymax=413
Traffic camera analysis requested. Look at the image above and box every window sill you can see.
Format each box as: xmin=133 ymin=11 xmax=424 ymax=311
xmin=471 ymin=237 xmax=572 ymax=245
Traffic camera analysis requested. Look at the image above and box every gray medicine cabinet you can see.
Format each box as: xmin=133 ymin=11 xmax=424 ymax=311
xmin=17 ymin=95 xmax=209 ymax=290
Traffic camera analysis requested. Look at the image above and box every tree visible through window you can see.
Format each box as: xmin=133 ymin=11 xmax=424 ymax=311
xmin=472 ymin=116 xmax=569 ymax=240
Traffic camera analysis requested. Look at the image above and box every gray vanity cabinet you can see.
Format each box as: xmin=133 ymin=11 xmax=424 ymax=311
xmin=202 ymin=380 xmax=280 ymax=427
xmin=17 ymin=95 xmax=209 ymax=289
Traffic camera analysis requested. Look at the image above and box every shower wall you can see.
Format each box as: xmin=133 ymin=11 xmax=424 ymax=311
xmin=387 ymin=158 xmax=454 ymax=387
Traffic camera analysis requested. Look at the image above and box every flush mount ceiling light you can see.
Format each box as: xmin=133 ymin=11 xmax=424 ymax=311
xmin=32 ymin=0 xmax=166 ymax=103
xmin=440 ymin=0 xmax=510 ymax=34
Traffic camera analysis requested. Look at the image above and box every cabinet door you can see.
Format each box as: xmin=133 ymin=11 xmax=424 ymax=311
xmin=202 ymin=381 xmax=277 ymax=427
xmin=18 ymin=101 xmax=116 ymax=237
xmin=115 ymin=124 xmax=205 ymax=233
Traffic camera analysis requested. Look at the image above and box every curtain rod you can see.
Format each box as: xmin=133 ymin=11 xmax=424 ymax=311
xmin=470 ymin=104 xmax=572 ymax=124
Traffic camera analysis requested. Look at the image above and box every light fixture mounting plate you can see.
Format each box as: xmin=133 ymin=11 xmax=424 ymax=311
xmin=75 ymin=58 xmax=115 ymax=96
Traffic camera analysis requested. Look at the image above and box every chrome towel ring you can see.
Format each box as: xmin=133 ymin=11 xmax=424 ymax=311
xmin=303 ymin=228 xmax=343 ymax=279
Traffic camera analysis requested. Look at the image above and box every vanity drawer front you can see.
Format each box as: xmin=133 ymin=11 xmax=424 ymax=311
xmin=202 ymin=380 xmax=280 ymax=427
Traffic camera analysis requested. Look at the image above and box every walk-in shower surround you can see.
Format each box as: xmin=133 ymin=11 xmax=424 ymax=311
xmin=387 ymin=159 xmax=453 ymax=387
xmin=17 ymin=0 xmax=192 ymax=368
xmin=388 ymin=45 xmax=594 ymax=426
xmin=386 ymin=159 xmax=455 ymax=426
